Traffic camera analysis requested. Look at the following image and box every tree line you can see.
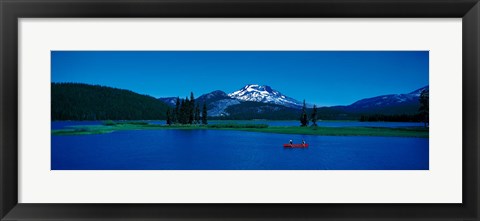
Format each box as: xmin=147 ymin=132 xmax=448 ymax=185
xmin=51 ymin=83 xmax=169 ymax=121
xmin=165 ymin=92 xmax=208 ymax=125
xmin=300 ymin=89 xmax=429 ymax=127
xmin=359 ymin=114 xmax=425 ymax=122
xmin=358 ymin=89 xmax=429 ymax=127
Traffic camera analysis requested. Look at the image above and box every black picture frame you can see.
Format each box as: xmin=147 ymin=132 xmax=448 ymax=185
xmin=1 ymin=0 xmax=479 ymax=220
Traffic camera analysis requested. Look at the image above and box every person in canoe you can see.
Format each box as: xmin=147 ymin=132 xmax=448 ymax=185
xmin=283 ymin=140 xmax=308 ymax=148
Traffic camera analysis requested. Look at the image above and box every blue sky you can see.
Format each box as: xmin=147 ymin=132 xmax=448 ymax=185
xmin=51 ymin=51 xmax=428 ymax=106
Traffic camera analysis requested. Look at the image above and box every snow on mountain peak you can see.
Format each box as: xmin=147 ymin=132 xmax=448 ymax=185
xmin=228 ymin=84 xmax=302 ymax=108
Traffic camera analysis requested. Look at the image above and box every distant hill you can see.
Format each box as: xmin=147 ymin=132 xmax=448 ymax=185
xmin=197 ymin=90 xmax=231 ymax=103
xmin=334 ymin=86 xmax=429 ymax=115
xmin=52 ymin=83 xmax=170 ymax=121
xmin=196 ymin=90 xmax=240 ymax=117
xmin=220 ymin=102 xmax=350 ymax=120
xmin=159 ymin=90 xmax=241 ymax=117
xmin=222 ymin=101 xmax=298 ymax=120
xmin=158 ymin=97 xmax=178 ymax=106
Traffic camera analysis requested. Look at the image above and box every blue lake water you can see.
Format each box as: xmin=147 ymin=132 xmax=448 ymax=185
xmin=206 ymin=120 xmax=424 ymax=128
xmin=51 ymin=129 xmax=429 ymax=170
xmin=51 ymin=121 xmax=102 ymax=130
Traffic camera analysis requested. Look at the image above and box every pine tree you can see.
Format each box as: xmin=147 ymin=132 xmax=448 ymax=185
xmin=179 ymin=99 xmax=186 ymax=124
xmin=202 ymin=101 xmax=208 ymax=125
xmin=311 ymin=104 xmax=318 ymax=127
xmin=174 ymin=97 xmax=180 ymax=124
xmin=188 ymin=92 xmax=195 ymax=124
xmin=166 ymin=108 xmax=172 ymax=125
xmin=194 ymin=104 xmax=201 ymax=124
xmin=182 ymin=96 xmax=189 ymax=124
xmin=300 ymin=99 xmax=309 ymax=127
xmin=419 ymin=89 xmax=429 ymax=127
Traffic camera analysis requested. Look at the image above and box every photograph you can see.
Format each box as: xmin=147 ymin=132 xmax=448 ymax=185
xmin=51 ymin=51 xmax=429 ymax=170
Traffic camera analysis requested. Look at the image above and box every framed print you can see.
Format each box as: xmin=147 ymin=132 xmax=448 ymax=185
xmin=1 ymin=0 xmax=479 ymax=220
xmin=48 ymin=50 xmax=430 ymax=170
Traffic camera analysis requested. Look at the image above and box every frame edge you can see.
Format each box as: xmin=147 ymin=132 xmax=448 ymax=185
xmin=1 ymin=0 xmax=479 ymax=220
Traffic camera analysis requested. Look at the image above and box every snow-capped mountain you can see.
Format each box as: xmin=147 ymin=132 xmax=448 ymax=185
xmin=158 ymin=85 xmax=429 ymax=118
xmin=228 ymin=84 xmax=303 ymax=108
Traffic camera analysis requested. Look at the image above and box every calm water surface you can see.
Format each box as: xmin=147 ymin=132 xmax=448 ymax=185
xmin=51 ymin=129 xmax=429 ymax=170
xmin=52 ymin=120 xmax=424 ymax=129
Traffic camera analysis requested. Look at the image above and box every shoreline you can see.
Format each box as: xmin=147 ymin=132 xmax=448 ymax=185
xmin=52 ymin=122 xmax=429 ymax=138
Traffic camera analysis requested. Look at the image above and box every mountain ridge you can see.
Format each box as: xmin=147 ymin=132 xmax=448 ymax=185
xmin=339 ymin=85 xmax=429 ymax=115
xmin=159 ymin=84 xmax=428 ymax=118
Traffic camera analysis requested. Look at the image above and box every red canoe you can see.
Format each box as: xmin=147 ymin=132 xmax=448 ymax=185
xmin=283 ymin=144 xmax=309 ymax=148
